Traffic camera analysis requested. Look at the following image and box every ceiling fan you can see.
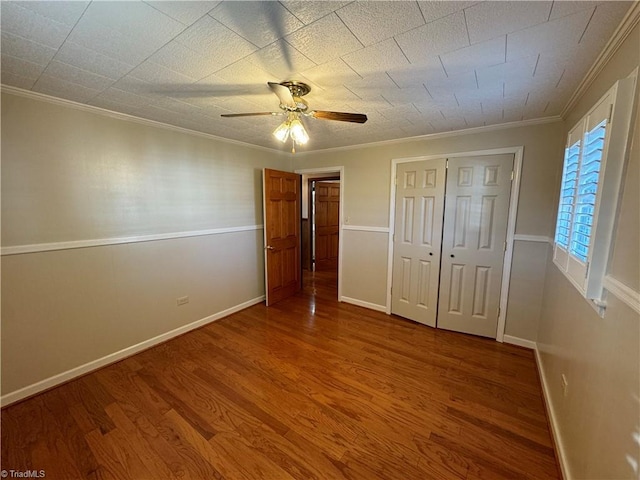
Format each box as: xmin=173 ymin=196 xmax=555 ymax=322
xmin=221 ymin=81 xmax=368 ymax=152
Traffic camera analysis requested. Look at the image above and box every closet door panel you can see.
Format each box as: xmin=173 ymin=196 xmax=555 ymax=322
xmin=437 ymin=154 xmax=514 ymax=338
xmin=391 ymin=159 xmax=446 ymax=327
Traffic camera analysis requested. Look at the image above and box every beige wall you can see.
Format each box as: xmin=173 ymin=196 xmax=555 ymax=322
xmin=505 ymin=240 xmax=550 ymax=340
xmin=341 ymin=230 xmax=389 ymax=307
xmin=1 ymin=93 xmax=285 ymax=246
xmin=1 ymin=92 xmax=290 ymax=398
xmin=537 ymin=23 xmax=639 ymax=479
xmin=293 ymin=120 xmax=566 ymax=340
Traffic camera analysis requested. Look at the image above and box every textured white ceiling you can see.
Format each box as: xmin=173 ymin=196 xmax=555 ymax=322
xmin=0 ymin=1 xmax=633 ymax=152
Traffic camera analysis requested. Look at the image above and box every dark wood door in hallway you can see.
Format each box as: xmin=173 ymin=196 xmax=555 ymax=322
xmin=1 ymin=270 xmax=560 ymax=479
xmin=314 ymin=181 xmax=340 ymax=272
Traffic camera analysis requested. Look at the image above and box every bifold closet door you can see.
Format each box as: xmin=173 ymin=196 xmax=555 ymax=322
xmin=391 ymin=159 xmax=446 ymax=327
xmin=437 ymin=154 xmax=514 ymax=338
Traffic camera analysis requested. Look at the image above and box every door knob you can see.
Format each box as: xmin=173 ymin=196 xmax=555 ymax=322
xmin=450 ymin=254 xmax=455 ymax=258
xmin=265 ymin=245 xmax=275 ymax=250
xmin=429 ymin=252 xmax=433 ymax=256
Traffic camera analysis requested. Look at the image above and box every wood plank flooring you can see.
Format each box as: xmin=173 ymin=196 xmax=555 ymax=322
xmin=1 ymin=270 xmax=560 ymax=479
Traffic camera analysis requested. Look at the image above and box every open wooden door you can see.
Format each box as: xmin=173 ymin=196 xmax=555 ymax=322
xmin=314 ymin=181 xmax=340 ymax=271
xmin=263 ymin=168 xmax=301 ymax=306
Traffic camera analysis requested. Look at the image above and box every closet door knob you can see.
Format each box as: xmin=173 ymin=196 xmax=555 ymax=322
xmin=450 ymin=254 xmax=455 ymax=258
xmin=429 ymin=252 xmax=433 ymax=256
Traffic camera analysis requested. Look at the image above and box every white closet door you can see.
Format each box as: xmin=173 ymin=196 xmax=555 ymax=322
xmin=391 ymin=159 xmax=446 ymax=327
xmin=437 ymin=154 xmax=514 ymax=338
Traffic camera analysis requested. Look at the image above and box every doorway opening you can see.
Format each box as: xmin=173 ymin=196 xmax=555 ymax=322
xmin=308 ymin=177 xmax=340 ymax=272
xmin=296 ymin=167 xmax=343 ymax=300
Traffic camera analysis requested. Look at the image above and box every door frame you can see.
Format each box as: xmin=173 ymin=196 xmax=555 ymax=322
xmin=295 ymin=166 xmax=344 ymax=300
xmin=386 ymin=147 xmax=524 ymax=342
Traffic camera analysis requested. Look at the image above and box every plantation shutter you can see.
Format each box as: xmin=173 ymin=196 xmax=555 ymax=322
xmin=552 ymin=75 xmax=635 ymax=303
xmin=570 ymin=118 xmax=607 ymax=262
xmin=555 ymin=140 xmax=580 ymax=249
xmin=553 ymin=120 xmax=585 ymax=272
xmin=565 ymin=96 xmax=612 ymax=289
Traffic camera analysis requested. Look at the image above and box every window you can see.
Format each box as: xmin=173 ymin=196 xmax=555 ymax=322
xmin=553 ymin=74 xmax=636 ymax=302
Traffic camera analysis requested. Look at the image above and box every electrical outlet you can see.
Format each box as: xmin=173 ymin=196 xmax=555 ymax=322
xmin=177 ymin=296 xmax=189 ymax=306
xmin=561 ymin=374 xmax=569 ymax=397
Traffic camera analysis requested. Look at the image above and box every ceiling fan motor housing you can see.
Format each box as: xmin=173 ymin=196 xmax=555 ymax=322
xmin=280 ymin=81 xmax=311 ymax=97
xmin=280 ymin=81 xmax=310 ymax=111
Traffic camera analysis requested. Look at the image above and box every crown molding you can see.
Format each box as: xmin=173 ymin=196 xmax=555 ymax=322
xmin=0 ymin=85 xmax=284 ymax=155
xmin=561 ymin=1 xmax=640 ymax=118
xmin=292 ymin=116 xmax=563 ymax=156
xmin=1 ymin=84 xmax=563 ymax=157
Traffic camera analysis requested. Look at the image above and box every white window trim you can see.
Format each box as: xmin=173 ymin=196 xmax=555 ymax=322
xmin=552 ymin=70 xmax=637 ymax=314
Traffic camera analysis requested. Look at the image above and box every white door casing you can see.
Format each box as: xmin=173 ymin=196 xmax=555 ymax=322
xmin=437 ymin=154 xmax=514 ymax=338
xmin=391 ymin=159 xmax=446 ymax=326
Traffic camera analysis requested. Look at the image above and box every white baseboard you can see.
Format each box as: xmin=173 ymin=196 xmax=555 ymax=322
xmin=340 ymin=296 xmax=387 ymax=313
xmin=503 ymin=335 xmax=537 ymax=349
xmin=534 ymin=346 xmax=571 ymax=480
xmin=0 ymin=295 xmax=265 ymax=407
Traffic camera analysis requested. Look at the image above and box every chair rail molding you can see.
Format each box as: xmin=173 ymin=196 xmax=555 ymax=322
xmin=1 ymin=225 xmax=263 ymax=256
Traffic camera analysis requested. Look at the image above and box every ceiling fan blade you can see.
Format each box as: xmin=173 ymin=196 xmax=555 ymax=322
xmin=310 ymin=111 xmax=368 ymax=124
xmin=221 ymin=112 xmax=281 ymax=118
xmin=268 ymin=82 xmax=296 ymax=108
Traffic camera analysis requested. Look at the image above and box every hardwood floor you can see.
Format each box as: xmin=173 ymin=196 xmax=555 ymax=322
xmin=1 ymin=270 xmax=560 ymax=479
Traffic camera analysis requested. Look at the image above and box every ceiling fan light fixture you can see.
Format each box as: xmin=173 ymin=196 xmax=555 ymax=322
xmin=273 ymin=120 xmax=290 ymax=142
xmin=289 ymin=117 xmax=309 ymax=145
xmin=273 ymin=112 xmax=309 ymax=146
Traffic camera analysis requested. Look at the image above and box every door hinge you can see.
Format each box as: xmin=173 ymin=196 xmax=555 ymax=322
xmin=497 ymin=306 xmax=501 ymax=318
xmin=607 ymin=103 xmax=613 ymax=123
xmin=445 ymin=159 xmax=449 ymax=169
xmin=504 ymin=241 xmax=507 ymax=252
xmin=510 ymin=170 xmax=514 ymax=181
